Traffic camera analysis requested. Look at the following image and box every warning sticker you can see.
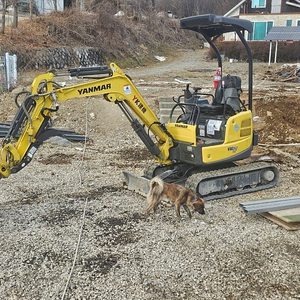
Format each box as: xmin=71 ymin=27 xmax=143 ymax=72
xmin=198 ymin=125 xmax=205 ymax=137
xmin=234 ymin=123 xmax=240 ymax=132
xmin=124 ymin=85 xmax=132 ymax=95
xmin=207 ymin=120 xmax=222 ymax=135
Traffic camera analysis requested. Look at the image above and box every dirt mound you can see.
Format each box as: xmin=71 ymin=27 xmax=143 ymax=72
xmin=254 ymin=92 xmax=300 ymax=144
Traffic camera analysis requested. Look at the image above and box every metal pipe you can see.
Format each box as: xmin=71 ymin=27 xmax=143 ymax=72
xmin=239 ymin=196 xmax=300 ymax=214
xmin=234 ymin=24 xmax=253 ymax=111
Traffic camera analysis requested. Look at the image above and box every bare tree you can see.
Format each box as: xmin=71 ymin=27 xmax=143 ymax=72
xmin=1 ymin=0 xmax=7 ymax=34
xmin=154 ymin=0 xmax=241 ymax=17
xmin=29 ymin=0 xmax=36 ymax=18
xmin=150 ymin=0 xmax=155 ymax=10
xmin=53 ymin=0 xmax=57 ymax=11
xmin=82 ymin=0 xmax=240 ymax=19
xmin=12 ymin=0 xmax=17 ymax=28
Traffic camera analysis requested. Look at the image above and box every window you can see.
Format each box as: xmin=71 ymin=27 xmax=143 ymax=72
xmin=254 ymin=22 xmax=266 ymax=40
xmin=247 ymin=21 xmax=273 ymax=41
xmin=298 ymin=20 xmax=300 ymax=26
xmin=267 ymin=21 xmax=273 ymax=33
xmin=248 ymin=32 xmax=253 ymax=41
xmin=252 ymin=0 xmax=266 ymax=8
xmin=248 ymin=22 xmax=254 ymax=40
xmin=286 ymin=20 xmax=292 ymax=26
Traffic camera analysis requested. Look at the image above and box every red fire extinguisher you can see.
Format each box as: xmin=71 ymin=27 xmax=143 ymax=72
xmin=214 ymin=67 xmax=222 ymax=89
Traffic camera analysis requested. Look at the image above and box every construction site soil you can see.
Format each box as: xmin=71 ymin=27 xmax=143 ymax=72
xmin=0 ymin=49 xmax=300 ymax=299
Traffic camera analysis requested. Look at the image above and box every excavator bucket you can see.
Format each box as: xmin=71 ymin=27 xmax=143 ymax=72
xmin=123 ymin=171 xmax=150 ymax=197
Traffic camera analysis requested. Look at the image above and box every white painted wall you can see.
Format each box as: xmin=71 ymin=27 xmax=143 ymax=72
xmin=36 ymin=0 xmax=64 ymax=14
xmin=240 ymin=13 xmax=300 ymax=26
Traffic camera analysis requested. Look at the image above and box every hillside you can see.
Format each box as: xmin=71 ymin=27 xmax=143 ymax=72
xmin=0 ymin=9 xmax=200 ymax=68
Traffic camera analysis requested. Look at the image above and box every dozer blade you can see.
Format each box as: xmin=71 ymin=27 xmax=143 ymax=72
xmin=123 ymin=171 xmax=150 ymax=197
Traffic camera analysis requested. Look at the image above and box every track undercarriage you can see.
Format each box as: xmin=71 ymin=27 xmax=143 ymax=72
xmin=123 ymin=161 xmax=280 ymax=201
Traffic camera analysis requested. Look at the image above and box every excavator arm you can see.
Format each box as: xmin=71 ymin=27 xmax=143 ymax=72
xmin=0 ymin=63 xmax=173 ymax=179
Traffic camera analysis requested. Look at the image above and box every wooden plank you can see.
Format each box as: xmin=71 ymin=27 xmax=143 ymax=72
xmin=267 ymin=207 xmax=300 ymax=223
xmin=260 ymin=212 xmax=300 ymax=230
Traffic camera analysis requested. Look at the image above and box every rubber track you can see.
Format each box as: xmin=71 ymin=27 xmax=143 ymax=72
xmin=143 ymin=163 xmax=159 ymax=179
xmin=185 ymin=162 xmax=279 ymax=201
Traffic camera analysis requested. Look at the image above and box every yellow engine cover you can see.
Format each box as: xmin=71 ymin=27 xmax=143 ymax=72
xmin=167 ymin=110 xmax=253 ymax=164
xmin=202 ymin=112 xmax=253 ymax=163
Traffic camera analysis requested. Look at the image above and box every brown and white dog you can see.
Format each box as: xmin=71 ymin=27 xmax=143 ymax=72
xmin=146 ymin=176 xmax=205 ymax=218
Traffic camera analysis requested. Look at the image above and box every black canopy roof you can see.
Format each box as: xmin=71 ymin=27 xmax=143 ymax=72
xmin=180 ymin=14 xmax=253 ymax=38
xmin=180 ymin=14 xmax=254 ymax=110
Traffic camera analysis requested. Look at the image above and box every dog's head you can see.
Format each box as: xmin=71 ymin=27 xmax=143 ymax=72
xmin=192 ymin=197 xmax=205 ymax=215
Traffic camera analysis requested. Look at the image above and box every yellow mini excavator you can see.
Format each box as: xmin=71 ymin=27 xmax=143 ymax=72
xmin=0 ymin=14 xmax=279 ymax=200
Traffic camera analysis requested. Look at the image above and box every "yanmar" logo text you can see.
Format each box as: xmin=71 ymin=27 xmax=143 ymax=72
xmin=175 ymin=124 xmax=188 ymax=128
xmin=228 ymin=146 xmax=238 ymax=153
xmin=78 ymin=84 xmax=111 ymax=95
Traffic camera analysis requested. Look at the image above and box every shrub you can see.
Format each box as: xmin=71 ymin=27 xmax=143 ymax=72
xmin=208 ymin=41 xmax=300 ymax=63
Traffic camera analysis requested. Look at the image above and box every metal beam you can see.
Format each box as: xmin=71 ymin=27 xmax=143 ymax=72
xmin=239 ymin=196 xmax=300 ymax=214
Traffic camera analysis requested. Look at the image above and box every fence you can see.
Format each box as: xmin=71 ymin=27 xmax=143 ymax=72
xmin=0 ymin=53 xmax=17 ymax=93
xmin=0 ymin=56 xmax=5 ymax=92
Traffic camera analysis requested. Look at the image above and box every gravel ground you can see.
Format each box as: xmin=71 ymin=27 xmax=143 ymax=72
xmin=0 ymin=49 xmax=300 ymax=299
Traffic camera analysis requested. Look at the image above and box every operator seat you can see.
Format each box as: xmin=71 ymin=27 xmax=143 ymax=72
xmin=198 ymin=74 xmax=242 ymax=116
xmin=178 ymin=75 xmax=243 ymax=124
xmin=214 ymin=75 xmax=242 ymax=113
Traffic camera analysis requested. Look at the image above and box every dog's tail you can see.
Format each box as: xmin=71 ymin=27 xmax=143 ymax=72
xmin=147 ymin=176 xmax=164 ymax=204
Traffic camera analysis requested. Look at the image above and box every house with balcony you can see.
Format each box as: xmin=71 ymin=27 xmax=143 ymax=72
xmin=224 ymin=0 xmax=300 ymax=40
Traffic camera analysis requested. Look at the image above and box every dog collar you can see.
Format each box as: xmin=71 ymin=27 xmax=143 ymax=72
xmin=192 ymin=198 xmax=197 ymax=203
